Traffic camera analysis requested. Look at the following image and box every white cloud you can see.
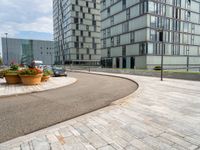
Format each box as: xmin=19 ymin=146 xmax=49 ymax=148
xmin=0 ymin=0 xmax=53 ymax=35
xmin=0 ymin=0 xmax=53 ymax=55
xmin=18 ymin=16 xmax=53 ymax=33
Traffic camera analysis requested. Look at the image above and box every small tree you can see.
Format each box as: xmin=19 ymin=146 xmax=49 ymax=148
xmin=0 ymin=56 xmax=3 ymax=66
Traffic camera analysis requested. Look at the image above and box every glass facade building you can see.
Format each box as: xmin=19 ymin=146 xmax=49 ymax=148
xmin=101 ymin=0 xmax=200 ymax=69
xmin=1 ymin=38 xmax=54 ymax=65
xmin=53 ymin=0 xmax=101 ymax=65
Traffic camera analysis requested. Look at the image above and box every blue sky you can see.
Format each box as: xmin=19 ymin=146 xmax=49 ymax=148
xmin=0 ymin=0 xmax=53 ymax=56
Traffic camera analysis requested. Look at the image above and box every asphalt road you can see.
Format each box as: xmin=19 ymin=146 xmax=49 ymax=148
xmin=0 ymin=72 xmax=138 ymax=143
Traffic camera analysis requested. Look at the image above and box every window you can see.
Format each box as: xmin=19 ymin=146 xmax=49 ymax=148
xmin=107 ymin=28 xmax=111 ymax=37
xmin=80 ymin=18 xmax=83 ymax=24
xmin=191 ymin=24 xmax=195 ymax=34
xmin=86 ymin=25 xmax=89 ymax=31
xmin=187 ymin=0 xmax=191 ymax=6
xmin=130 ymin=31 xmax=135 ymax=43
xmin=148 ymin=1 xmax=155 ymax=13
xmin=76 ymin=54 xmax=79 ymax=60
xmin=76 ymin=12 xmax=79 ymax=17
xmin=122 ymin=22 xmax=129 ymax=33
xmin=103 ymin=39 xmax=106 ymax=48
xmin=74 ymin=18 xmax=78 ymax=23
xmin=73 ymin=30 xmax=75 ymax=36
xmin=87 ymin=48 xmax=89 ymax=54
xmin=122 ymin=46 xmax=126 ymax=56
xmin=75 ymin=42 xmax=79 ymax=48
xmin=103 ymin=30 xmax=106 ymax=38
xmin=110 ymin=16 xmax=114 ymax=25
xmin=76 ymin=24 xmax=79 ymax=30
xmin=93 ymin=20 xmax=96 ymax=25
xmin=117 ymin=36 xmax=120 ymax=46
xmin=150 ymin=30 xmax=156 ymax=41
xmin=72 ymin=5 xmax=75 ymax=11
xmin=173 ymin=0 xmax=181 ymax=7
xmin=140 ymin=1 xmax=148 ymax=15
xmin=139 ymin=43 xmax=147 ymax=55
xmin=102 ymin=0 xmax=106 ymax=9
xmin=122 ymin=0 xmax=126 ymax=9
xmin=191 ymin=35 xmax=194 ymax=45
xmin=107 ymin=7 xmax=110 ymax=16
xmin=126 ymin=9 xmax=130 ymax=20
xmin=111 ymin=37 xmax=114 ymax=46
xmin=107 ymin=48 xmax=111 ymax=57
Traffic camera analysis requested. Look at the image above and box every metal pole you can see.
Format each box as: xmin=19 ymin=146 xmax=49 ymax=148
xmin=160 ymin=6 xmax=166 ymax=81
xmin=50 ymin=53 xmax=52 ymax=66
xmin=161 ymin=29 xmax=164 ymax=81
xmin=5 ymin=33 xmax=8 ymax=66
xmin=187 ymin=48 xmax=189 ymax=72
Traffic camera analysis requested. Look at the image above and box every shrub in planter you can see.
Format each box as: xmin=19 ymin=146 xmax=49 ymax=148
xmin=3 ymin=64 xmax=21 ymax=84
xmin=41 ymin=69 xmax=53 ymax=82
xmin=154 ymin=66 xmax=161 ymax=71
xmin=18 ymin=68 xmax=43 ymax=85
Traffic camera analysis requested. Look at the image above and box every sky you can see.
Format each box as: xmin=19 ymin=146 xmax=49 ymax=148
xmin=0 ymin=0 xmax=54 ymax=57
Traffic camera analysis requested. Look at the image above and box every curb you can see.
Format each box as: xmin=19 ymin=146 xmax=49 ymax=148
xmin=0 ymin=77 xmax=78 ymax=98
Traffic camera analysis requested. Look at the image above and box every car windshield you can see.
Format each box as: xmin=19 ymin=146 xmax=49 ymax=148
xmin=53 ymin=67 xmax=64 ymax=70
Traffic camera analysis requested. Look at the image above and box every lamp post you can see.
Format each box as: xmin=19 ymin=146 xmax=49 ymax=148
xmin=5 ymin=33 xmax=8 ymax=66
xmin=159 ymin=7 xmax=166 ymax=81
xmin=159 ymin=28 xmax=164 ymax=81
xmin=50 ymin=52 xmax=53 ymax=66
xmin=186 ymin=46 xmax=190 ymax=72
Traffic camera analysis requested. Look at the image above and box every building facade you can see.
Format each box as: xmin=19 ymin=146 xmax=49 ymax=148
xmin=101 ymin=0 xmax=200 ymax=69
xmin=1 ymin=38 xmax=54 ymax=65
xmin=53 ymin=0 xmax=101 ymax=65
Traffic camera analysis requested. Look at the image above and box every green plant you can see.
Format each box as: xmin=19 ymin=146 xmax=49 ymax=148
xmin=0 ymin=57 xmax=3 ymax=65
xmin=0 ymin=64 xmax=20 ymax=77
xmin=43 ymin=69 xmax=53 ymax=76
xmin=18 ymin=68 xmax=43 ymax=76
xmin=154 ymin=66 xmax=161 ymax=71
xmin=10 ymin=64 xmax=19 ymax=71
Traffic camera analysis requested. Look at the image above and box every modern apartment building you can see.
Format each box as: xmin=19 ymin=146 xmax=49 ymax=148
xmin=1 ymin=38 xmax=54 ymax=65
xmin=53 ymin=0 xmax=101 ymax=65
xmin=101 ymin=0 xmax=200 ymax=69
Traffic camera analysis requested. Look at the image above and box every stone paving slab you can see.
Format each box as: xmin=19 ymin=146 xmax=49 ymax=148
xmin=0 ymin=72 xmax=200 ymax=150
xmin=0 ymin=77 xmax=77 ymax=97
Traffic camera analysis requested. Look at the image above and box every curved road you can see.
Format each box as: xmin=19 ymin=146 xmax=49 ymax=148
xmin=0 ymin=72 xmax=138 ymax=143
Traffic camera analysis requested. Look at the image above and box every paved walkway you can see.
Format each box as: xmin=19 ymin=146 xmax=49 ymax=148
xmin=0 ymin=73 xmax=136 ymax=143
xmin=0 ymin=77 xmax=77 ymax=97
xmin=1 ymin=72 xmax=200 ymax=150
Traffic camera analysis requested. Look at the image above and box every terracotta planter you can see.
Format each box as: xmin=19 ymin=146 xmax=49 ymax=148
xmin=20 ymin=74 xmax=43 ymax=85
xmin=5 ymin=74 xmax=21 ymax=84
xmin=41 ymin=75 xmax=50 ymax=82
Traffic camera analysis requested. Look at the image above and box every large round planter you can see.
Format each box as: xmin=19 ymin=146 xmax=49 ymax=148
xmin=20 ymin=74 xmax=43 ymax=85
xmin=5 ymin=74 xmax=21 ymax=84
xmin=41 ymin=75 xmax=50 ymax=82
